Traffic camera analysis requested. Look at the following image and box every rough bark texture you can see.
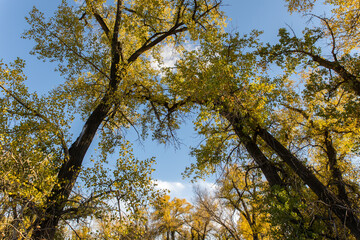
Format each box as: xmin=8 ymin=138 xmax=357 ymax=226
xmin=257 ymin=127 xmax=360 ymax=239
xmin=223 ymin=113 xmax=283 ymax=187
xmin=324 ymin=129 xmax=351 ymax=205
xmin=30 ymin=0 xmax=219 ymax=238
xmin=32 ymin=2 xmax=123 ymax=238
xmin=217 ymin=105 xmax=283 ymax=187
xmin=223 ymin=111 xmax=324 ymax=236
xmin=291 ymin=49 xmax=360 ymax=96
xmin=31 ymin=96 xmax=115 ymax=239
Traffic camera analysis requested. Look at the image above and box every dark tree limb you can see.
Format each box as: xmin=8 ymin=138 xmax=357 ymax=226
xmin=256 ymin=126 xmax=360 ymax=239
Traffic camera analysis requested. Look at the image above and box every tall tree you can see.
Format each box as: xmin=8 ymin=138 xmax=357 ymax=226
xmin=157 ymin=14 xmax=360 ymax=237
xmin=0 ymin=0 xmax=223 ymax=239
xmin=152 ymin=195 xmax=192 ymax=240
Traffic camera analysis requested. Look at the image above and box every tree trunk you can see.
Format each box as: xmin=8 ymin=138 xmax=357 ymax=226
xmin=31 ymin=94 xmax=115 ymax=239
xmin=324 ymin=129 xmax=350 ymax=205
xmin=257 ymin=127 xmax=360 ymax=239
xmin=31 ymin=4 xmax=123 ymax=236
xmin=26 ymin=0 xmax=219 ymax=237
xmin=223 ymin=113 xmax=283 ymax=187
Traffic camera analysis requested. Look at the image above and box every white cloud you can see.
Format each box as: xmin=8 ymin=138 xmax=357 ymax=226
xmin=150 ymin=42 xmax=199 ymax=72
xmin=195 ymin=180 xmax=219 ymax=192
xmin=154 ymin=179 xmax=218 ymax=203
xmin=154 ymin=179 xmax=186 ymax=193
xmin=150 ymin=45 xmax=180 ymax=71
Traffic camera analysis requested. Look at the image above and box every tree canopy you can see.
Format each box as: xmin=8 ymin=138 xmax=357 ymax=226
xmin=1 ymin=0 xmax=360 ymax=239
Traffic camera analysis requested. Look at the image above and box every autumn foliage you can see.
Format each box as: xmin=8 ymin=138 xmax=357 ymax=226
xmin=1 ymin=0 xmax=360 ymax=239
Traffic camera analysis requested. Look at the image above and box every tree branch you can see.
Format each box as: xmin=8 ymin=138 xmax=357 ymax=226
xmin=0 ymin=84 xmax=69 ymax=157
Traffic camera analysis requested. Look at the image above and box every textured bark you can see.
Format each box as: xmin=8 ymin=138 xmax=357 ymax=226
xmin=32 ymin=2 xmax=124 ymax=238
xmin=289 ymin=49 xmax=360 ymax=96
xmin=310 ymin=54 xmax=360 ymax=96
xmin=30 ymin=1 xmax=221 ymax=238
xmin=223 ymin=111 xmax=324 ymax=236
xmin=31 ymin=96 xmax=115 ymax=239
xmin=257 ymin=127 xmax=360 ymax=239
xmin=222 ymin=112 xmax=283 ymax=187
xmin=324 ymin=129 xmax=351 ymax=205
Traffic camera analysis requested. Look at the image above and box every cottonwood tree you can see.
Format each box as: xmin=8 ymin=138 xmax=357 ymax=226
xmin=184 ymin=198 xmax=214 ymax=240
xmin=0 ymin=0 xmax=224 ymax=239
xmin=152 ymin=195 xmax=192 ymax=240
xmin=155 ymin=3 xmax=360 ymax=236
xmin=216 ymin=164 xmax=271 ymax=240
xmin=255 ymin=3 xmax=360 ymax=236
xmin=285 ymin=0 xmax=360 ymax=52
xmin=193 ymin=166 xmax=270 ymax=240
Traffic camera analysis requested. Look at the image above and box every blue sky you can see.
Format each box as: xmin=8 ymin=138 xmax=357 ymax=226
xmin=0 ymin=0 xmax=325 ymax=201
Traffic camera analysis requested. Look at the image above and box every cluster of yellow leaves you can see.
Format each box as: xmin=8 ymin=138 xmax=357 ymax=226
xmin=0 ymin=59 xmax=74 ymax=237
xmin=285 ymin=0 xmax=360 ymax=52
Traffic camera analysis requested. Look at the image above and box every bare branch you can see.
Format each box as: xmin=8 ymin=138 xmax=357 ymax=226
xmin=307 ymin=14 xmax=338 ymax=61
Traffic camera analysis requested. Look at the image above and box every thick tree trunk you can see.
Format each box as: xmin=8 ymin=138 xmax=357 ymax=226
xmin=324 ymin=129 xmax=351 ymax=205
xmin=32 ymin=4 xmax=123 ymax=238
xmin=223 ymin=113 xmax=283 ymax=187
xmin=257 ymin=127 xmax=360 ymax=239
xmin=30 ymin=1 xmax=130 ymax=237
xmin=27 ymin=0 xmax=218 ymax=238
xmin=31 ymin=94 xmax=115 ymax=239
xmin=224 ymin=112 xmax=322 ymax=235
